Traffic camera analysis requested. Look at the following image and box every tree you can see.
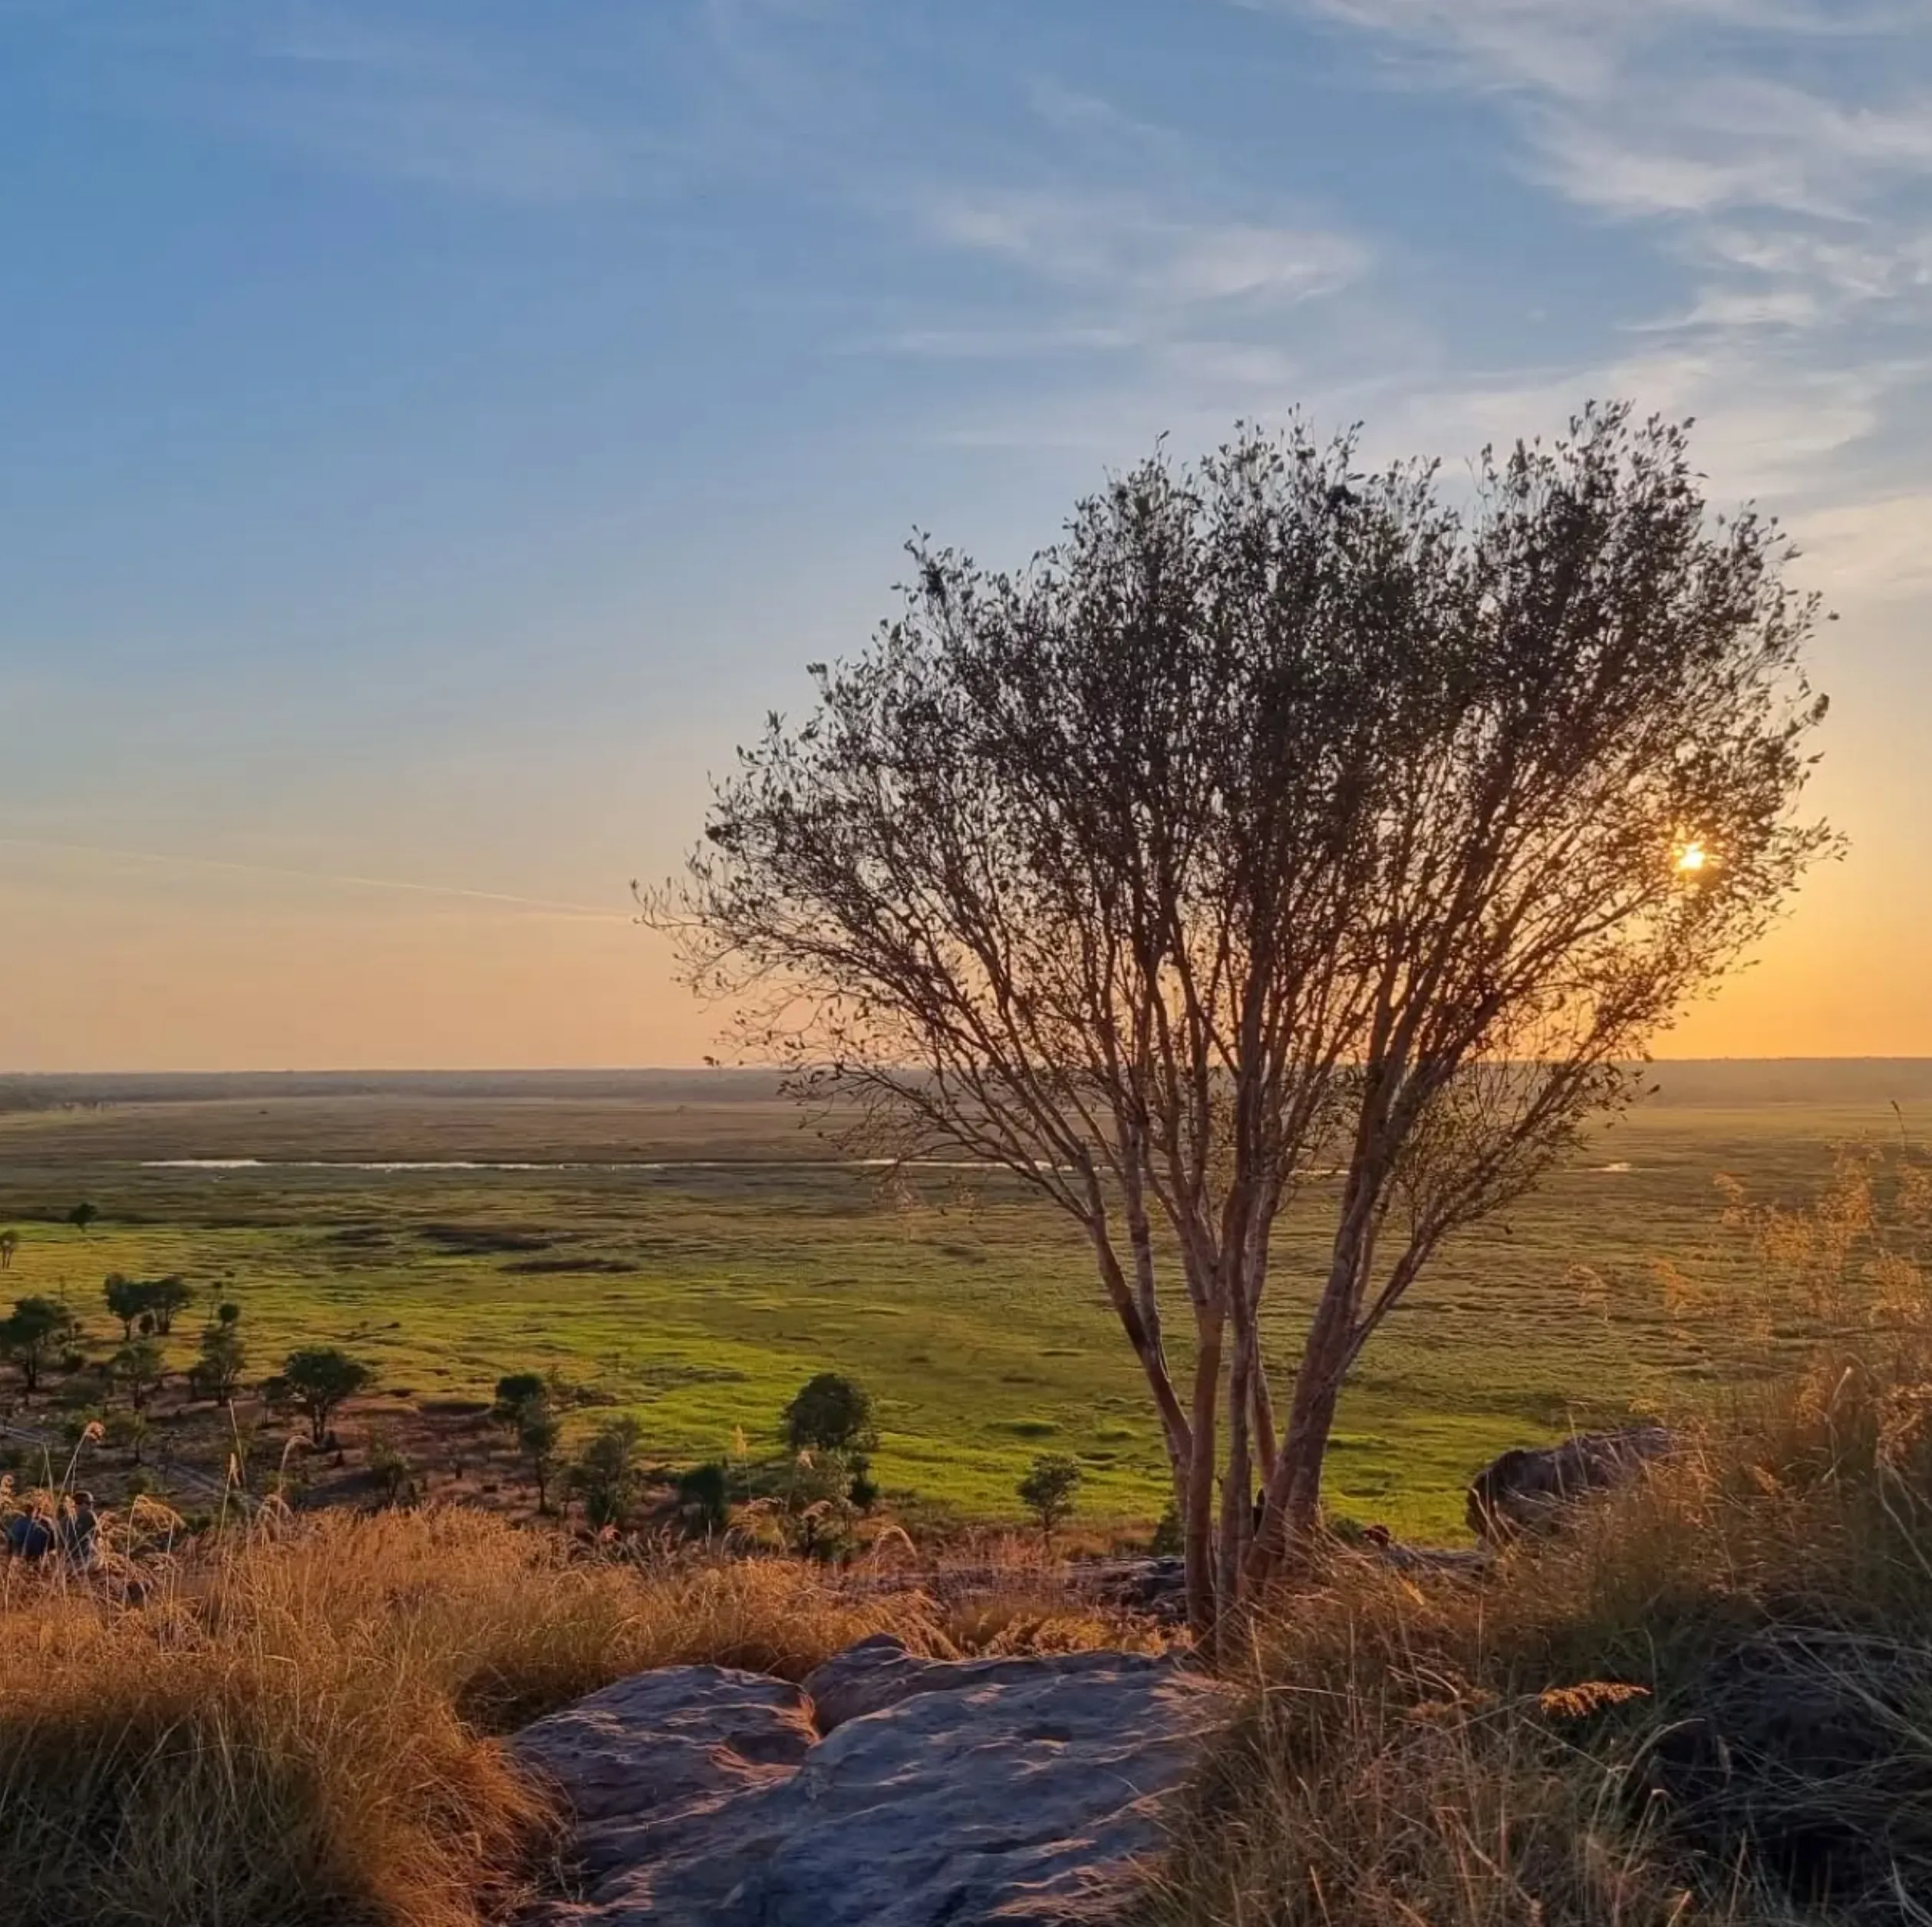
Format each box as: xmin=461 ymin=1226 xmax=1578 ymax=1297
xmin=517 ymin=1403 xmax=563 ymax=1513
xmin=1017 ymin=1453 xmax=1083 ymax=1544
xmin=0 ymin=1229 xmax=18 ymax=1270
xmin=276 ymin=1347 xmax=372 ymax=1447
xmin=569 ymin=1416 xmax=645 ymax=1530
xmin=110 ymin=1339 xmax=166 ymax=1412
xmin=366 ymin=1427 xmax=412 ymax=1503
xmin=105 ymin=1408 xmax=150 ymax=1464
xmin=66 ymin=1203 xmax=97 ymax=1236
xmin=656 ymin=408 xmax=1833 ymax=1644
xmin=192 ymin=1320 xmax=248 ymax=1404
xmin=777 ymin=1448 xmax=860 ymax=1560
xmin=216 ymin=1301 xmax=241 ymax=1325
xmin=146 ymin=1276 xmax=193 ymax=1335
xmin=676 ymin=1460 xmax=731 ymax=1536
xmin=104 ymin=1274 xmax=147 ymax=1341
xmin=492 ymin=1371 xmax=548 ymax=1427
xmin=0 ymin=1296 xmax=81 ymax=1396
xmin=781 ymin=1373 xmax=879 ymax=1456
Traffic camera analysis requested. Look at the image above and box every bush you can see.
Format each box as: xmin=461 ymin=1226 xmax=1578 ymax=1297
xmin=675 ymin=1460 xmax=731 ymax=1537
xmin=1017 ymin=1453 xmax=1082 ymax=1543
xmin=569 ymin=1417 xmax=645 ymax=1531
xmin=273 ymin=1348 xmax=374 ymax=1447
xmin=780 ymin=1372 xmax=878 ymax=1456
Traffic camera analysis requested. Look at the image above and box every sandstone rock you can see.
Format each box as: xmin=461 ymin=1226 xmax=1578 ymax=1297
xmin=513 ymin=1643 xmax=1220 ymax=1926
xmin=1466 ymin=1424 xmax=1676 ymax=1540
xmin=801 ymin=1630 xmax=1174 ymax=1731
xmin=510 ymin=1666 xmax=814 ymax=1889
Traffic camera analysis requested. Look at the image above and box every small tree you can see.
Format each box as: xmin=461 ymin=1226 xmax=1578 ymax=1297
xmin=675 ymin=1460 xmax=731 ymax=1537
xmin=105 ymin=1407 xmax=150 ymax=1464
xmin=782 ymin=1373 xmax=879 ymax=1455
xmin=110 ymin=1339 xmax=166 ymax=1412
xmin=192 ymin=1320 xmax=248 ymax=1404
xmin=216 ymin=1301 xmax=241 ymax=1326
xmin=0 ymin=1229 xmax=18 ymax=1270
xmin=0 ymin=1296 xmax=80 ymax=1397
xmin=492 ymin=1371 xmax=548 ymax=1426
xmin=660 ymin=407 xmax=1835 ymax=1643
xmin=366 ymin=1427 xmax=412 ymax=1503
xmin=146 ymin=1276 xmax=193 ymax=1335
xmin=1017 ymin=1453 xmax=1083 ymax=1545
xmin=277 ymin=1347 xmax=372 ymax=1447
xmin=778 ymin=1449 xmax=860 ymax=1560
xmin=517 ymin=1403 xmax=563 ymax=1513
xmin=67 ymin=1203 xmax=98 ymax=1236
xmin=570 ymin=1416 xmax=645 ymax=1530
xmin=104 ymin=1274 xmax=147 ymax=1341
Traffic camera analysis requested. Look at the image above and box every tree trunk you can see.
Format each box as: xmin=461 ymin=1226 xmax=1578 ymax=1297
xmin=1182 ymin=1305 xmax=1225 ymax=1642
xmin=1245 ymin=1271 xmax=1354 ymax=1587
xmin=1215 ymin=1312 xmax=1258 ymax=1659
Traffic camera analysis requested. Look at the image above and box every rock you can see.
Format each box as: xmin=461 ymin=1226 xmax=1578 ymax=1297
xmin=1094 ymin=1556 xmax=1188 ymax=1619
xmin=510 ymin=1668 xmax=814 ymax=1889
xmin=802 ymin=1630 xmax=1174 ymax=1731
xmin=513 ymin=1642 xmax=1220 ymax=1926
xmin=1466 ymin=1425 xmax=1676 ymax=1540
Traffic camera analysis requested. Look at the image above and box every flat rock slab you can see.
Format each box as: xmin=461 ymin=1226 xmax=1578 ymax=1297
xmin=513 ymin=1639 xmax=1220 ymax=1927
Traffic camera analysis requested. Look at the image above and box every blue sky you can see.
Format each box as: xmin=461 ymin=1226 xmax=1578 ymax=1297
xmin=5 ymin=0 xmax=1931 ymax=1068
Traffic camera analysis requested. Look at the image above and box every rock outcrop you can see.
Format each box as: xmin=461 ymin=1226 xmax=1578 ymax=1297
xmin=512 ymin=1636 xmax=1219 ymax=1926
xmin=1466 ymin=1424 xmax=1676 ymax=1540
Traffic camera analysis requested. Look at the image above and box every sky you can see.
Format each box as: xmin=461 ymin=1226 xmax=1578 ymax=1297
xmin=3 ymin=0 xmax=1930 ymax=1072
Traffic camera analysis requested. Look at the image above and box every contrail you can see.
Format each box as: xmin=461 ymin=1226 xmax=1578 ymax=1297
xmin=0 ymin=835 xmax=633 ymax=920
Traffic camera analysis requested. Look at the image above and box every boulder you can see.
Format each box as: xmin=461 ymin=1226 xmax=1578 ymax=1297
xmin=1466 ymin=1425 xmax=1676 ymax=1540
xmin=801 ymin=1629 xmax=1174 ymax=1731
xmin=512 ymin=1639 xmax=1220 ymax=1926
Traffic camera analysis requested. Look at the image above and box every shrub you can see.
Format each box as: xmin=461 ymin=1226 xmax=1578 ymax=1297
xmin=272 ymin=1348 xmax=374 ymax=1447
xmin=1017 ymin=1453 xmax=1082 ymax=1543
xmin=491 ymin=1372 xmax=546 ymax=1426
xmin=191 ymin=1320 xmax=247 ymax=1404
xmin=780 ymin=1372 xmax=878 ymax=1456
xmin=569 ymin=1417 xmax=645 ymax=1531
xmin=675 ymin=1460 xmax=731 ymax=1536
xmin=0 ymin=1298 xmax=80 ymax=1397
xmin=367 ymin=1428 xmax=412 ymax=1504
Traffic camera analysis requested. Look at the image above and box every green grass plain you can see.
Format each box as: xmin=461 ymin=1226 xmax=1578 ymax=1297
xmin=0 ymin=1075 xmax=1920 ymax=1539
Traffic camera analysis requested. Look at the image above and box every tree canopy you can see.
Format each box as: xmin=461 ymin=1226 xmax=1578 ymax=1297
xmin=660 ymin=405 xmax=1834 ymax=1642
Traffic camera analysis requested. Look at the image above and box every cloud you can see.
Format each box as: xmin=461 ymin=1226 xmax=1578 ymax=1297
xmin=923 ymin=190 xmax=1368 ymax=310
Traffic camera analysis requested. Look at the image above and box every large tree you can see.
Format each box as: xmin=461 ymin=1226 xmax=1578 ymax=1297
xmin=658 ymin=407 xmax=1833 ymax=1642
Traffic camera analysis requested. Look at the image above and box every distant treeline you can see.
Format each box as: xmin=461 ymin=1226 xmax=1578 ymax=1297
xmin=4 ymin=1061 xmax=1931 ymax=1116
xmin=0 ymin=1068 xmax=789 ymax=1113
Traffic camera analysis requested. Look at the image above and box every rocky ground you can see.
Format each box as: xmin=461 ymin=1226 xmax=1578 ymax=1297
xmin=512 ymin=1634 xmax=1225 ymax=1926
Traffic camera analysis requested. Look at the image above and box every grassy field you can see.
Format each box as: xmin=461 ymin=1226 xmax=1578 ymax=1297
xmin=0 ymin=1071 xmax=1923 ymax=1538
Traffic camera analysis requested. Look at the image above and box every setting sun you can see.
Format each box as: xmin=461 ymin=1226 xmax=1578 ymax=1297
xmin=1676 ymin=840 xmax=1709 ymax=873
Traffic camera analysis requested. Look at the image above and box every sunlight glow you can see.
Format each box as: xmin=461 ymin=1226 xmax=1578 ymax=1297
xmin=1676 ymin=840 xmax=1709 ymax=873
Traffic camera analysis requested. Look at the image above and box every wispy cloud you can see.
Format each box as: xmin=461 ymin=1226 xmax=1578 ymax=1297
xmin=922 ymin=190 xmax=1368 ymax=311
xmin=0 ymin=836 xmax=631 ymax=920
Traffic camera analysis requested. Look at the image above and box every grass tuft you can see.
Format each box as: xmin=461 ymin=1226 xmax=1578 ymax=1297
xmin=1145 ymin=1334 xmax=1932 ymax=1927
xmin=0 ymin=1508 xmax=1138 ymax=1927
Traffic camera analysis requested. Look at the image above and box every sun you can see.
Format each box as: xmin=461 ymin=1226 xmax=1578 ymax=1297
xmin=1675 ymin=839 xmax=1708 ymax=874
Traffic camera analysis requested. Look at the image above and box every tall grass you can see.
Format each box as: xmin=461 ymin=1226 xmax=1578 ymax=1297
xmin=1146 ymin=1335 xmax=1932 ymax=1927
xmin=0 ymin=1506 xmax=1141 ymax=1927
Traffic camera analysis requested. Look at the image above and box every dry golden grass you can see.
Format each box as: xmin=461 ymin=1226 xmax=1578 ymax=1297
xmin=1144 ymin=1336 xmax=1932 ymax=1927
xmin=0 ymin=1507 xmax=1140 ymax=1927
